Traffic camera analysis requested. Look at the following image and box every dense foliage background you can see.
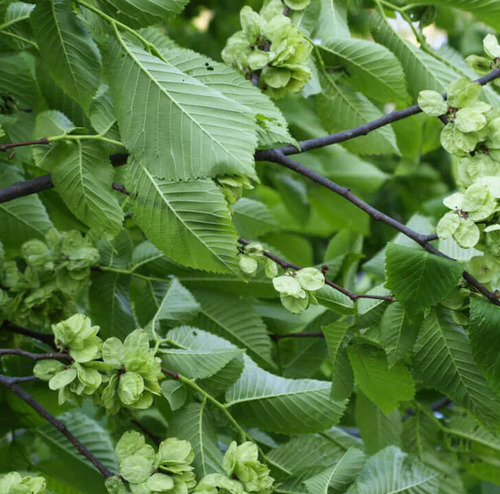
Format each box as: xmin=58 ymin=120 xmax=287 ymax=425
xmin=1 ymin=0 xmax=500 ymax=492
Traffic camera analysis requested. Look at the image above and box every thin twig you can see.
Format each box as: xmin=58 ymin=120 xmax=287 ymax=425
xmin=0 ymin=348 xmax=71 ymax=361
xmin=270 ymin=332 xmax=324 ymax=341
xmin=0 ymin=374 xmax=115 ymax=478
xmin=2 ymin=320 xmax=56 ymax=348
xmin=238 ymin=238 xmax=395 ymax=302
xmin=0 ymin=138 xmax=49 ymax=154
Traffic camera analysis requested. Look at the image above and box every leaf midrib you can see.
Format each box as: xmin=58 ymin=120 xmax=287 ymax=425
xmin=116 ymin=31 xmax=246 ymax=170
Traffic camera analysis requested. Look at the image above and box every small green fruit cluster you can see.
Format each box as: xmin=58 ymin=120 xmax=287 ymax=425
xmin=272 ymin=268 xmax=325 ymax=313
xmin=220 ymin=442 xmax=273 ymax=494
xmin=418 ymin=35 xmax=500 ymax=290
xmin=99 ymin=330 xmax=163 ymax=414
xmin=222 ymin=0 xmax=312 ymax=99
xmin=180 ymin=442 xmax=274 ymax=494
xmin=238 ymin=243 xmax=324 ymax=313
xmin=106 ymin=432 xmax=196 ymax=494
xmin=34 ymin=315 xmax=163 ymax=412
xmin=216 ymin=175 xmax=254 ymax=206
xmin=0 ymin=472 xmax=46 ymax=494
xmin=466 ymin=34 xmax=500 ymax=89
xmin=0 ymin=229 xmax=99 ymax=327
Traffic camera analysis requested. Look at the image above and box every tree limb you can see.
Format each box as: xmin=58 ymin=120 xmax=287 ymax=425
xmin=1 ymin=320 xmax=56 ymax=348
xmin=0 ymin=348 xmax=71 ymax=361
xmin=0 ymin=374 xmax=115 ymax=478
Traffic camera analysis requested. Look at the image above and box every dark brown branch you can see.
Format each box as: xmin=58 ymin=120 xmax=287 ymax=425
xmin=0 ymin=174 xmax=53 ymax=204
xmin=2 ymin=320 xmax=56 ymax=348
xmin=255 ymin=67 xmax=500 ymax=157
xmin=0 ymin=138 xmax=49 ymax=154
xmin=8 ymin=375 xmax=39 ymax=383
xmin=238 ymin=238 xmax=395 ymax=302
xmin=270 ymin=332 xmax=324 ymax=341
xmin=0 ymin=374 xmax=114 ymax=478
xmin=130 ymin=418 xmax=161 ymax=445
xmin=261 ymin=152 xmax=500 ymax=306
xmin=0 ymin=348 xmax=71 ymax=361
xmin=162 ymin=367 xmax=180 ymax=379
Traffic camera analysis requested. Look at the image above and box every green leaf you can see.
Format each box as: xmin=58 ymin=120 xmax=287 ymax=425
xmin=347 ymin=344 xmax=415 ymax=415
xmin=385 ymin=243 xmax=464 ymax=313
xmin=161 ymin=380 xmax=187 ymax=411
xmin=266 ymin=435 xmax=346 ymax=478
xmin=191 ymin=289 xmax=274 ymax=367
xmin=291 ymin=0 xmax=321 ymax=37
xmin=412 ymin=309 xmax=500 ymax=429
xmin=371 ymin=13 xmax=458 ymax=100
xmin=96 ymin=0 xmax=189 ymax=28
xmin=317 ymin=74 xmax=399 ymax=155
xmin=51 ymin=140 xmax=124 ymax=237
xmin=355 ymin=392 xmax=402 ymax=455
xmin=346 ymin=446 xmax=439 ymax=494
xmin=32 ymin=0 xmax=101 ymax=111
xmin=315 ymin=285 xmax=355 ymax=315
xmin=104 ymin=34 xmax=257 ymax=181
xmin=161 ymin=326 xmax=243 ymax=380
xmin=0 ymin=2 xmax=35 ymax=50
xmin=469 ymin=298 xmax=500 ymax=395
xmin=313 ymin=0 xmax=349 ymax=41
xmin=89 ymin=271 xmax=136 ymax=340
xmin=36 ymin=61 xmax=90 ymax=128
xmin=318 ymin=38 xmax=409 ymax=103
xmin=0 ymin=166 xmax=53 ymax=254
xmin=233 ymin=198 xmax=278 ymax=238
xmin=304 ymin=448 xmax=365 ymax=494
xmin=380 ymin=303 xmax=420 ymax=367
xmin=444 ymin=412 xmax=500 ymax=455
xmin=168 ymin=402 xmax=225 ymax=478
xmin=0 ymin=52 xmax=39 ymax=112
xmin=154 ymin=40 xmax=295 ymax=148
xmin=148 ymin=278 xmax=200 ymax=333
xmin=323 ymin=322 xmax=353 ymax=400
xmin=126 ymin=161 xmax=240 ymax=274
xmin=226 ymin=357 xmax=347 ymax=433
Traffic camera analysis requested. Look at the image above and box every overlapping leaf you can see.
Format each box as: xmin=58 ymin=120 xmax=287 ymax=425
xmin=385 ymin=243 xmax=463 ymax=313
xmin=191 ymin=289 xmax=274 ymax=366
xmin=317 ymin=75 xmax=399 ymax=155
xmin=318 ymin=38 xmax=409 ymax=103
xmin=168 ymin=403 xmax=225 ymax=478
xmin=347 ymin=446 xmax=439 ymax=494
xmin=469 ymin=299 xmax=500 ymax=395
xmin=412 ymin=309 xmax=500 ymax=429
xmin=96 ymin=0 xmax=189 ymax=28
xmin=226 ymin=357 xmax=347 ymax=433
xmin=31 ymin=0 xmax=101 ymax=110
xmin=161 ymin=326 xmax=243 ymax=381
xmin=304 ymin=448 xmax=365 ymax=494
xmin=51 ymin=140 xmax=124 ymax=237
xmin=126 ymin=161 xmax=240 ymax=274
xmin=104 ymin=34 xmax=257 ymax=181
xmin=348 ymin=344 xmax=415 ymax=415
